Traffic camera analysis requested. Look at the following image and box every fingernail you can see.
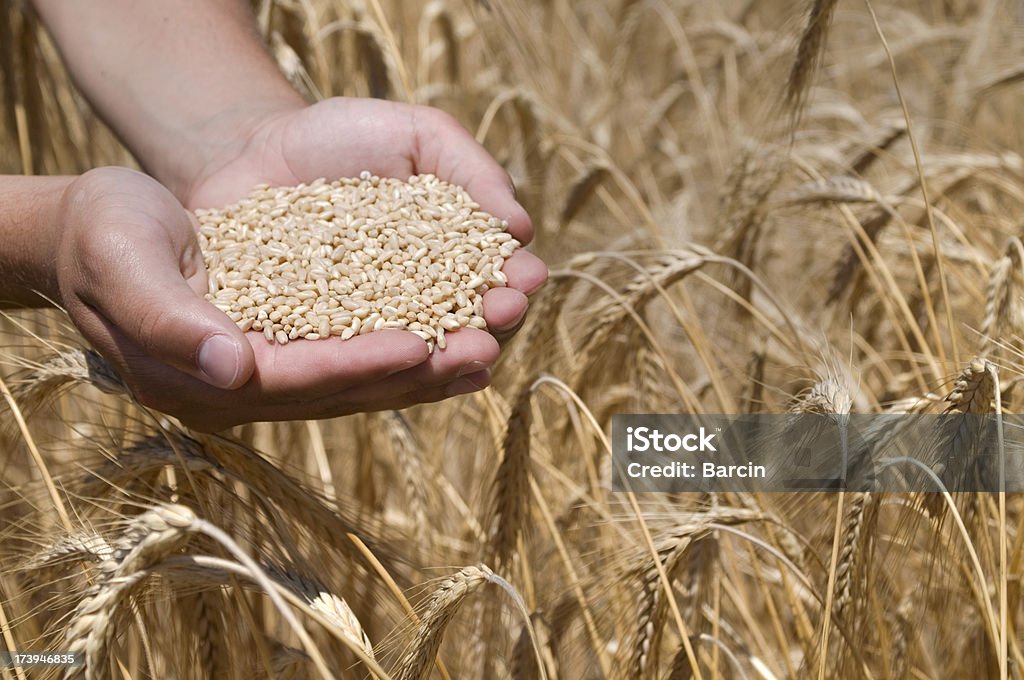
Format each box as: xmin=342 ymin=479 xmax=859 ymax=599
xmin=494 ymin=306 xmax=528 ymax=333
xmin=388 ymin=356 xmax=428 ymax=376
xmin=198 ymin=334 xmax=242 ymax=388
xmin=457 ymin=360 xmax=489 ymax=377
xmin=445 ymin=369 xmax=491 ymax=396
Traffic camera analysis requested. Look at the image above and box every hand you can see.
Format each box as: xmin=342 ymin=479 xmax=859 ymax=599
xmin=180 ymin=98 xmax=548 ymax=413
xmin=56 ymin=167 xmax=452 ymax=431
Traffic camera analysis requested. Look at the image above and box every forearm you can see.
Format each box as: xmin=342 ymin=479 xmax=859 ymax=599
xmin=29 ymin=0 xmax=305 ymax=197
xmin=0 ymin=176 xmax=72 ymax=307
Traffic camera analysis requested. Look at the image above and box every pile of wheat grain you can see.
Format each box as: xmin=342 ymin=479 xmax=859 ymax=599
xmin=197 ymin=172 xmax=519 ymax=351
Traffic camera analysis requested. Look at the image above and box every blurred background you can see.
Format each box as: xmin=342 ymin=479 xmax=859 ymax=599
xmin=3 ymin=0 xmax=1024 ymax=678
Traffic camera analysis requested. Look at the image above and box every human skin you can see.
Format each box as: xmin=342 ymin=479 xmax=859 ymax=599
xmin=0 ymin=1 xmax=547 ymax=430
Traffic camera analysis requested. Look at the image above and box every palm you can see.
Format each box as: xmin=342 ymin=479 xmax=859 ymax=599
xmin=186 ymin=99 xmax=422 ymax=210
xmin=181 ymin=98 xmax=547 ymax=420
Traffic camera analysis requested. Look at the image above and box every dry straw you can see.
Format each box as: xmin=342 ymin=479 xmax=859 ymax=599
xmin=198 ymin=173 xmax=519 ymax=352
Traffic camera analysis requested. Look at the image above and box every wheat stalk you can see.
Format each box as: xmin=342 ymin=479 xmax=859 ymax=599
xmin=394 ymin=565 xmax=493 ymax=680
xmin=487 ymin=386 xmax=532 ymax=570
xmin=269 ymin=566 xmax=376 ymax=663
xmin=64 ymin=505 xmax=197 ymax=680
xmin=784 ymin=0 xmax=840 ymax=124
xmin=981 ymin=237 xmax=1024 ymax=355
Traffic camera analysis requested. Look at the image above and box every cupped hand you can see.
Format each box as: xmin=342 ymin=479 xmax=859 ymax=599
xmin=57 ymin=167 xmax=500 ymax=432
xmin=179 ymin=97 xmax=548 ymax=416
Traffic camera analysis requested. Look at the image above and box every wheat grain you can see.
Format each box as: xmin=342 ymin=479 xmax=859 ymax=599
xmin=198 ymin=173 xmax=519 ymax=350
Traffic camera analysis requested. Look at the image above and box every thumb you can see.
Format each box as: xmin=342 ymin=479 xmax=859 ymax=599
xmin=83 ymin=225 xmax=256 ymax=390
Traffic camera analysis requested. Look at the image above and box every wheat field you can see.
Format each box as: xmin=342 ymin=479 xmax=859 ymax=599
xmin=3 ymin=0 xmax=1024 ymax=678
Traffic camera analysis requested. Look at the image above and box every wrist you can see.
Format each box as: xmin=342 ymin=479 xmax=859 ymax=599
xmin=165 ymin=95 xmax=303 ymax=206
xmin=31 ymin=0 xmax=309 ymax=208
xmin=0 ymin=175 xmax=75 ymax=307
xmin=173 ymin=98 xmax=306 ymax=210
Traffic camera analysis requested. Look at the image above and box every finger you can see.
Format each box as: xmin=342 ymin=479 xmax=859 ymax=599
xmin=73 ymin=323 xmax=433 ymax=423
xmin=76 ymin=218 xmax=255 ymax=392
xmin=66 ymin=312 xmax=230 ymax=418
xmin=412 ymin=107 xmax=534 ymax=244
xmin=441 ymin=369 xmax=493 ymax=397
xmin=206 ymin=369 xmax=493 ymax=428
xmin=69 ymin=304 xmax=177 ymax=389
xmin=328 ymin=328 xmax=498 ymax=403
xmin=245 ymin=330 xmax=429 ymax=400
xmin=344 ymin=368 xmax=493 ymax=413
xmin=482 ymin=287 xmax=528 ymax=333
xmin=94 ymin=323 xmax=488 ymax=431
xmin=492 ymin=316 xmax=528 ymax=346
xmin=501 ymin=250 xmax=548 ymax=295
